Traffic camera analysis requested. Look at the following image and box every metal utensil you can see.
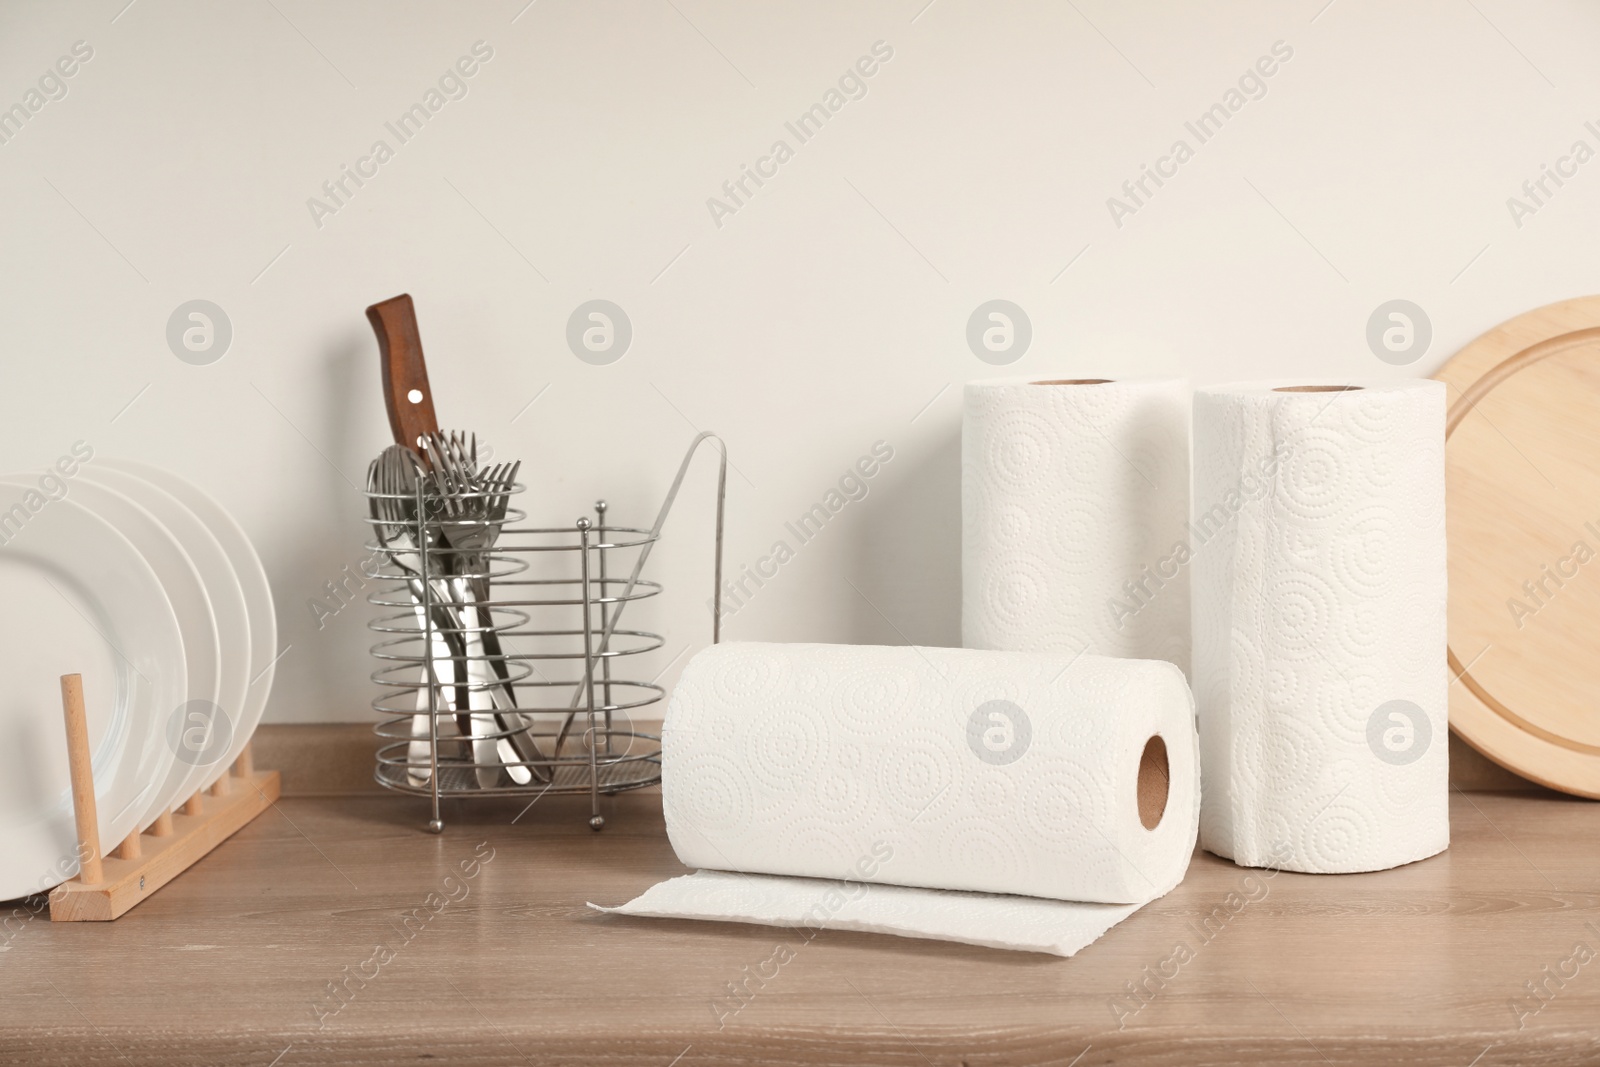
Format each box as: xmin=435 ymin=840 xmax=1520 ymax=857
xmin=367 ymin=446 xmax=460 ymax=787
xmin=370 ymin=445 xmax=551 ymax=787
xmin=365 ymin=293 xmax=548 ymax=788
xmin=421 ymin=432 xmax=543 ymax=786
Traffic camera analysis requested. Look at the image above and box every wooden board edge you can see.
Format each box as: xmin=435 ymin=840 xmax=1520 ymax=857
xmin=1434 ymin=294 xmax=1600 ymax=393
xmin=1449 ymin=686 xmax=1600 ymax=800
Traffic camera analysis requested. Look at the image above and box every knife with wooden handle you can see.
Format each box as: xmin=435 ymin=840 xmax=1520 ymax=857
xmin=366 ymin=294 xmax=544 ymax=787
xmin=367 ymin=294 xmax=477 ymax=767
xmin=367 ymin=294 xmax=440 ymax=455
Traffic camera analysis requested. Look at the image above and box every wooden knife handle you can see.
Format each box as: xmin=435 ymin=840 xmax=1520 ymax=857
xmin=366 ymin=293 xmax=440 ymax=451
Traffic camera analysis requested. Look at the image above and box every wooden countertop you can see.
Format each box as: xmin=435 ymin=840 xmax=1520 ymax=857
xmin=2 ymin=789 xmax=1597 ymax=1066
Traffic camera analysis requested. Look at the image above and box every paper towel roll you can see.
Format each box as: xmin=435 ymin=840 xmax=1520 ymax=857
xmin=597 ymin=641 xmax=1199 ymax=956
xmin=1192 ymin=380 xmax=1448 ymax=874
xmin=962 ymin=377 xmax=1191 ymax=673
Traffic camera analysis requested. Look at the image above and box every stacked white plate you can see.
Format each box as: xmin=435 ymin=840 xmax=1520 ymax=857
xmin=0 ymin=457 xmax=276 ymax=900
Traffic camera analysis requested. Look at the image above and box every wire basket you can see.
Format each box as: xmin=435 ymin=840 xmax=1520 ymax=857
xmin=364 ymin=433 xmax=725 ymax=831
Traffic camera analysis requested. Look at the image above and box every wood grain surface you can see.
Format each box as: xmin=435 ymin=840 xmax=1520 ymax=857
xmin=1435 ymin=294 xmax=1600 ymax=798
xmin=2 ymin=791 xmax=1597 ymax=1065
xmin=365 ymin=292 xmax=439 ymax=453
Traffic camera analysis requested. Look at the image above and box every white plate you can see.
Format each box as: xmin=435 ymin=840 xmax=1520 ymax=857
xmin=97 ymin=460 xmax=277 ymax=787
xmin=73 ymin=471 xmax=235 ymax=825
xmin=0 ymin=483 xmax=184 ymax=899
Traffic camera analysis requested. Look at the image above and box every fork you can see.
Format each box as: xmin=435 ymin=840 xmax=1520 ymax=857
xmin=368 ymin=446 xmax=470 ymax=785
xmin=371 ymin=445 xmax=549 ymax=787
xmin=422 ymin=433 xmax=547 ymax=786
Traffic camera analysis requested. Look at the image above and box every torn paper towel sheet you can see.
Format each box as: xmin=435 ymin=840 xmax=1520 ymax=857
xmin=1192 ymin=380 xmax=1448 ymax=874
xmin=962 ymin=377 xmax=1191 ymax=673
xmin=594 ymin=642 xmax=1199 ymax=956
xmin=593 ymin=871 xmax=1142 ymax=957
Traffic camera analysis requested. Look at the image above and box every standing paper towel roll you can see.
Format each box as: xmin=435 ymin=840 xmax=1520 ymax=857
xmin=962 ymin=377 xmax=1191 ymax=673
xmin=597 ymin=642 xmax=1199 ymax=956
xmin=1193 ymin=380 xmax=1448 ymax=874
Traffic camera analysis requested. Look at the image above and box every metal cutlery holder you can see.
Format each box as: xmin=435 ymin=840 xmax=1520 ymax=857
xmin=364 ymin=435 xmax=725 ymax=832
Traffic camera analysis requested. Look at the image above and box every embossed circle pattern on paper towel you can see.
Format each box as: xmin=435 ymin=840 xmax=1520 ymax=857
xmin=745 ymin=702 xmax=826 ymax=795
xmin=1058 ymin=437 xmax=1110 ymax=488
xmin=830 ymin=666 xmax=915 ymax=739
xmin=878 ymin=728 xmax=961 ymax=821
xmin=1051 ymin=384 xmax=1127 ymax=436
xmin=1330 ymin=505 xmax=1398 ymax=599
xmin=965 ymin=381 xmax=1014 ymax=420
xmin=669 ymin=750 xmax=751 ymax=832
xmin=1047 ymin=691 xmax=1118 ymax=751
xmin=966 ymin=765 xmax=1021 ymax=818
xmin=709 ymin=646 xmax=784 ymax=704
xmin=948 ymin=674 xmax=1027 ymax=728
xmin=790 ymin=660 xmax=831 ymax=702
xmin=990 ymin=501 xmax=1033 ymax=548
xmin=1297 ymin=796 xmax=1383 ymax=871
xmin=1262 ymin=662 xmax=1305 ymax=713
xmin=1334 ymin=600 xmax=1384 ymax=661
xmin=982 ymin=409 xmax=1057 ymax=491
xmin=1358 ymin=439 xmax=1404 ymax=493
xmin=942 ymin=816 xmax=1032 ymax=889
xmin=1316 ymin=666 xmax=1386 ymax=748
xmin=1264 ymin=571 xmax=1338 ymax=658
xmin=1276 ymin=430 xmax=1353 ymax=522
xmin=811 ymin=762 xmax=868 ymax=816
xmin=1370 ymin=744 xmax=1433 ymax=808
xmin=1043 ymin=495 xmax=1106 ymax=576
xmin=1025 ymin=757 xmax=1107 ymax=848
xmin=1344 ymin=392 xmax=1405 ymax=443
xmin=977 ymin=553 xmax=1055 ymax=632
xmin=1235 ymin=715 xmax=1321 ymax=801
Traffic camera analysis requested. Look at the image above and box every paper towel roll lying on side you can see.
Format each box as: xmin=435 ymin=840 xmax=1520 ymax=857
xmin=1192 ymin=380 xmax=1448 ymax=874
xmin=595 ymin=642 xmax=1199 ymax=956
xmin=962 ymin=377 xmax=1191 ymax=672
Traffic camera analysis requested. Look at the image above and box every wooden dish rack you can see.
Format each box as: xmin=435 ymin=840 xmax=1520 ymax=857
xmin=47 ymin=673 xmax=280 ymax=921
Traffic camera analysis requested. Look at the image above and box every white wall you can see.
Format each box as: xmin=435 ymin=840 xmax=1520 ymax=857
xmin=3 ymin=0 xmax=1598 ymax=723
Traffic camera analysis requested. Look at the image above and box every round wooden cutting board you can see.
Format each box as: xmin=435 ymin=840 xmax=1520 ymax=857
xmin=1436 ymin=295 xmax=1600 ymax=798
